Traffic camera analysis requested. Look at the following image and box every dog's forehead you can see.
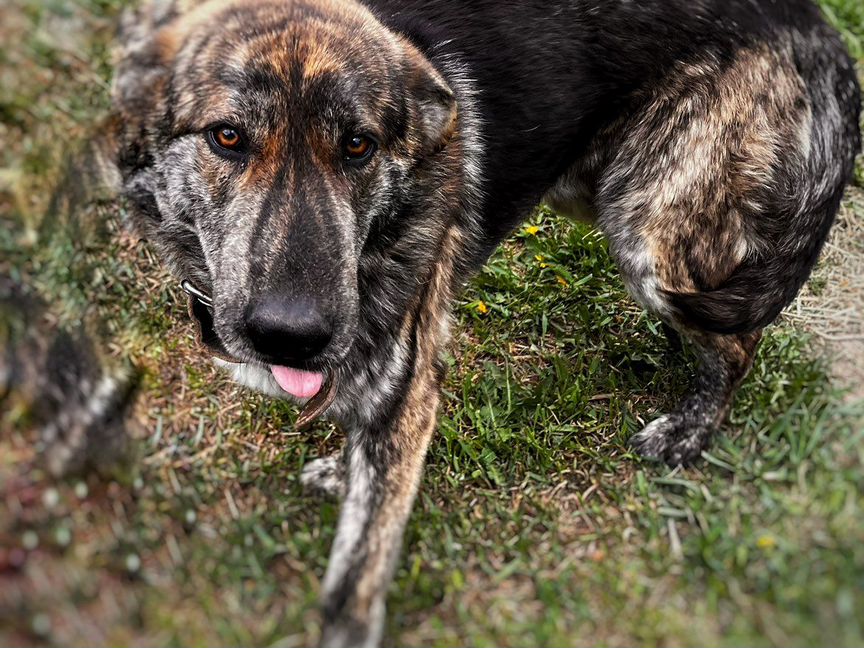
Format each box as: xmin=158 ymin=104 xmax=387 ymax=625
xmin=170 ymin=0 xmax=397 ymax=103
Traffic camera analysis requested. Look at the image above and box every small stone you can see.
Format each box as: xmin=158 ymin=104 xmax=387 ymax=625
xmin=42 ymin=488 xmax=60 ymax=509
xmin=74 ymin=481 xmax=88 ymax=500
xmin=31 ymin=613 xmax=51 ymax=636
xmin=22 ymin=530 xmax=39 ymax=551
xmin=125 ymin=553 xmax=141 ymax=573
xmin=55 ymin=526 xmax=72 ymax=547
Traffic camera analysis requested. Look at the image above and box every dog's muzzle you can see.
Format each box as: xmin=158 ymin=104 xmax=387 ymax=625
xmin=179 ymin=280 xmax=339 ymax=430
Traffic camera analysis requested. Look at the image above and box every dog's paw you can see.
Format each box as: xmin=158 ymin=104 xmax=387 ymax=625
xmin=301 ymin=455 xmax=346 ymax=499
xmin=629 ymin=414 xmax=713 ymax=466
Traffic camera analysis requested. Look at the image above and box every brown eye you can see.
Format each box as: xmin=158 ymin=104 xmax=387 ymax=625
xmin=207 ymin=124 xmax=247 ymax=159
xmin=343 ymin=134 xmax=376 ymax=164
xmin=216 ymin=127 xmax=240 ymax=149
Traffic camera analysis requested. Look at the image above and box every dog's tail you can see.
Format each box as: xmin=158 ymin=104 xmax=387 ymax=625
xmin=665 ymin=186 xmax=847 ymax=335
xmin=667 ymin=41 xmax=861 ymax=336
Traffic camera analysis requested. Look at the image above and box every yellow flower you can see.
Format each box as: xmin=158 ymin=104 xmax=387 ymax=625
xmin=756 ymin=535 xmax=776 ymax=550
xmin=476 ymin=301 xmax=489 ymax=314
xmin=534 ymin=254 xmax=544 ymax=262
xmin=524 ymin=225 xmax=540 ymax=235
xmin=557 ymin=276 xmax=568 ymax=287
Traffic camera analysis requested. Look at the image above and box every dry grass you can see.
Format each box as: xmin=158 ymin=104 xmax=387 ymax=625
xmin=788 ymin=185 xmax=864 ymax=398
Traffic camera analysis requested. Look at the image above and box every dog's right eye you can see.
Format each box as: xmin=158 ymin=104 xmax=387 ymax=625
xmin=206 ymin=125 xmax=248 ymax=159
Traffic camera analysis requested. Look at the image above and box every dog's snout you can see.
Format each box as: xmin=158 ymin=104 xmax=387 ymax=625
xmin=244 ymin=294 xmax=333 ymax=364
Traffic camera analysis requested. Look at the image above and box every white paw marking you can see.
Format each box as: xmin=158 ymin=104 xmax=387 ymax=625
xmin=301 ymin=455 xmax=345 ymax=497
xmin=632 ymin=414 xmax=672 ymax=442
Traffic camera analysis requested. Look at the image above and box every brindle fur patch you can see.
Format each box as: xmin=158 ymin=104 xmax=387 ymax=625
xmin=620 ymin=44 xmax=811 ymax=294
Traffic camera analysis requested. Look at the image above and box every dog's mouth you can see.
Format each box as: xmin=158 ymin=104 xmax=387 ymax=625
xmin=182 ymin=280 xmax=233 ymax=360
xmin=181 ymin=280 xmax=338 ymax=427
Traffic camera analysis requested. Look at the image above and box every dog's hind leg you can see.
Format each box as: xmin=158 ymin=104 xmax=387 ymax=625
xmin=630 ymin=330 xmax=761 ymax=464
xmin=591 ymin=42 xmax=857 ymax=465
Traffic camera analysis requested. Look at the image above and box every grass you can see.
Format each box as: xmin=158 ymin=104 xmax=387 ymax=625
xmin=821 ymin=0 xmax=864 ymax=59
xmin=1 ymin=0 xmax=863 ymax=646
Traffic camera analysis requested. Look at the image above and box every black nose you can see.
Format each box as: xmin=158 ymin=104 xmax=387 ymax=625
xmin=244 ymin=294 xmax=333 ymax=364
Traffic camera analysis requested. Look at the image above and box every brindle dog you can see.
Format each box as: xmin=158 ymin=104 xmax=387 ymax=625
xmin=109 ymin=0 xmax=861 ymax=645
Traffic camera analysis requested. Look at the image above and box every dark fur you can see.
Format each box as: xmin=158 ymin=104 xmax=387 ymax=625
xmin=109 ymin=1 xmax=861 ymax=645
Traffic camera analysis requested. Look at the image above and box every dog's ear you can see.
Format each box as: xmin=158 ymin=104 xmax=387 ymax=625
xmin=112 ymin=0 xmax=180 ymax=109
xmin=403 ymin=45 xmax=458 ymax=153
xmin=110 ymin=1 xmax=183 ymax=231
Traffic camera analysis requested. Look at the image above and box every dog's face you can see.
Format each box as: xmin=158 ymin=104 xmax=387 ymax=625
xmin=114 ymin=0 xmax=456 ymax=397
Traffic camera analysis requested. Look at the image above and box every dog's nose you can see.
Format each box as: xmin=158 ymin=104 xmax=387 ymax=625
xmin=244 ymin=295 xmax=333 ymax=363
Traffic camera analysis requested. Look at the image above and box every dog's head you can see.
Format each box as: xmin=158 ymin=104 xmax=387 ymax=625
xmin=113 ymin=0 xmax=457 ymax=399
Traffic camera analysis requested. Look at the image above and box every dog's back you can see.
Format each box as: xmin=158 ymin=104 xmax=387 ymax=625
xmin=368 ymin=0 xmax=860 ymax=256
xmin=369 ymin=0 xmax=860 ymax=334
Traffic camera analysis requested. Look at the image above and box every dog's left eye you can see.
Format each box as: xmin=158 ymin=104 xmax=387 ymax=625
xmin=342 ymin=134 xmax=376 ymax=164
xmin=207 ymin=125 xmax=248 ymax=159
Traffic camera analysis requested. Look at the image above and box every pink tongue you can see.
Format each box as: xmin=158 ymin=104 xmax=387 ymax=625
xmin=271 ymin=366 xmax=324 ymax=399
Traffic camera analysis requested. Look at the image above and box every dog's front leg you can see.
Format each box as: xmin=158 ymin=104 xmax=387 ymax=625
xmin=318 ymin=230 xmax=458 ymax=648
xmin=319 ymin=379 xmax=439 ymax=648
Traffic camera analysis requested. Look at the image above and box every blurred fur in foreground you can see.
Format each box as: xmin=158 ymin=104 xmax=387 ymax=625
xmin=0 ymin=276 xmax=138 ymax=478
xmin=1 ymin=128 xmax=137 ymax=480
